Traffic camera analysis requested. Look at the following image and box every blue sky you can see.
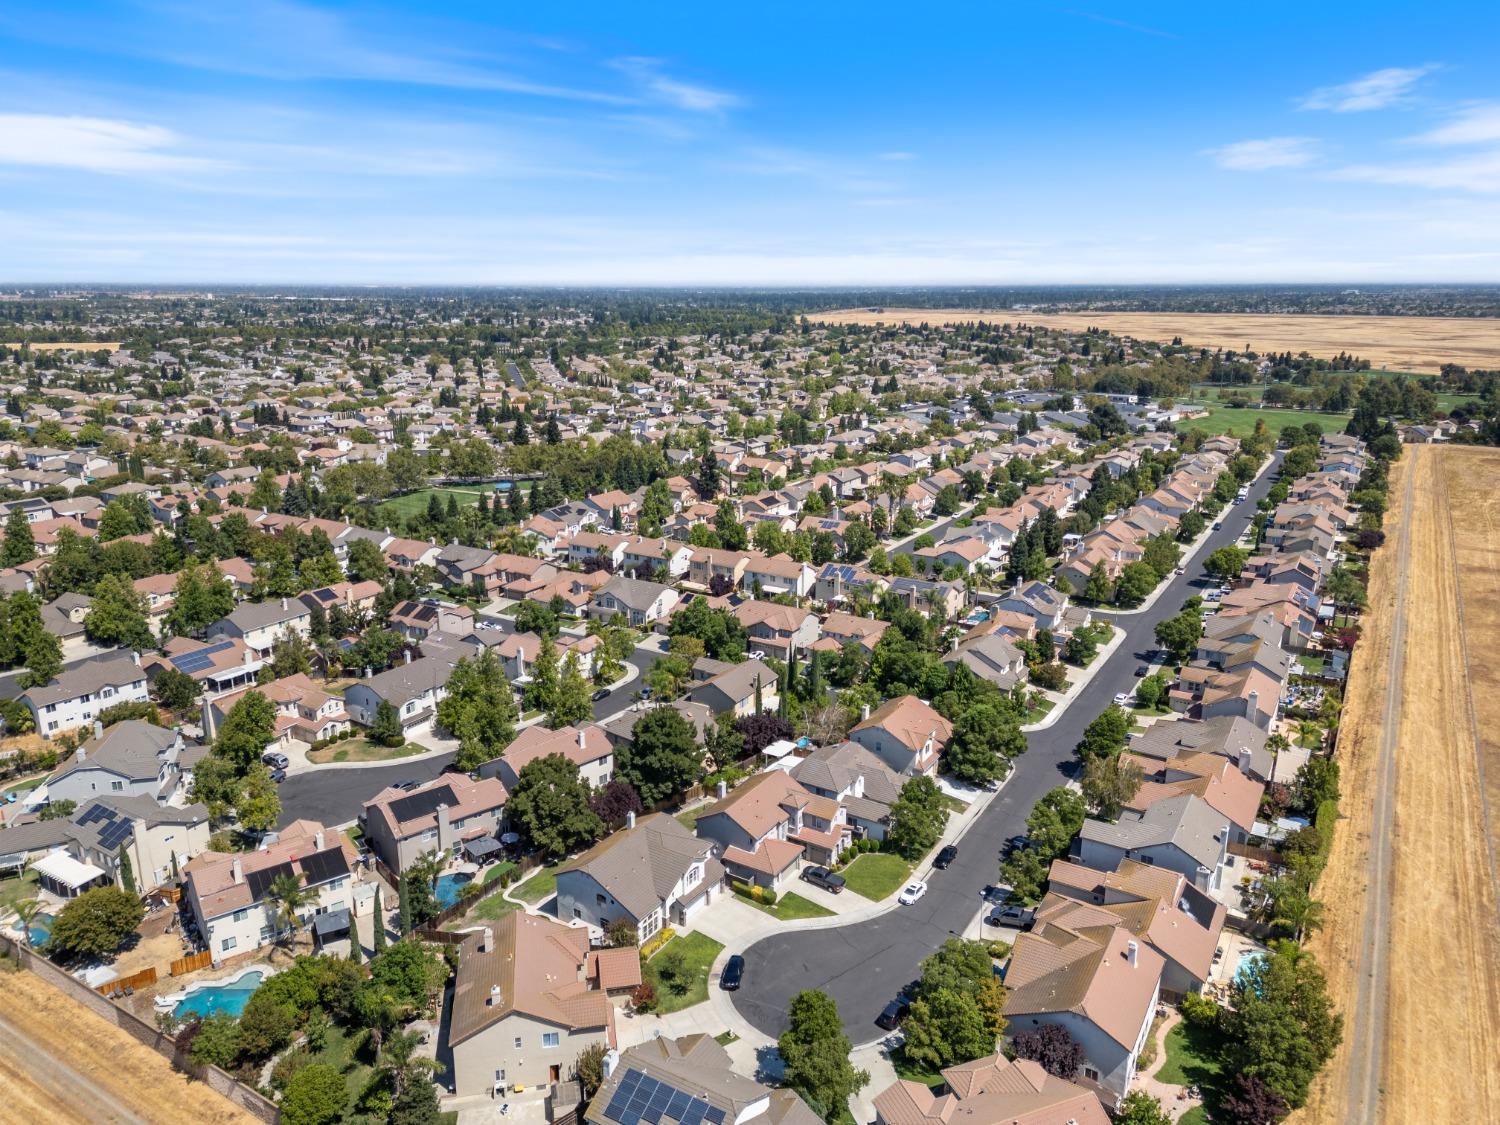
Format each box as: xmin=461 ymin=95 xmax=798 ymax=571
xmin=1 ymin=1 xmax=1498 ymax=284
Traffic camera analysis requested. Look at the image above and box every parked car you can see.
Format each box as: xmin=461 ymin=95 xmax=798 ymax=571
xmin=982 ymin=883 xmax=1013 ymax=903
xmin=801 ymin=866 xmax=846 ymax=894
xmin=261 ymin=751 xmax=290 ymax=770
xmin=1135 ymin=664 xmax=1150 ymax=677
xmin=269 ymin=768 xmax=288 ymax=784
xmin=933 ymin=845 xmax=958 ymax=870
xmin=898 ymin=880 xmax=928 ymax=905
xmin=987 ymin=903 xmax=1037 ymax=929
xmin=1213 ymin=521 xmax=1224 ymax=530
xmin=590 ymin=687 xmax=611 ymax=702
xmin=875 ymin=999 xmax=910 ymax=1031
xmin=1113 ymin=692 xmax=1132 ymax=706
xmin=1002 ymin=835 xmax=1029 ymax=857
xmin=720 ymin=954 xmax=745 ymax=991
xmin=393 ymin=779 xmax=421 ymax=792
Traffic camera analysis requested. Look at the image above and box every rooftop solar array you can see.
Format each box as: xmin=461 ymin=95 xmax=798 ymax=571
xmin=299 ymin=846 xmax=350 ymax=887
xmin=601 ymin=1068 xmax=727 ymax=1125
xmin=245 ymin=860 xmax=296 ymax=903
xmin=77 ymin=802 xmax=134 ymax=850
xmin=388 ymin=784 xmax=457 ymax=824
xmin=169 ymin=640 xmax=237 ymax=675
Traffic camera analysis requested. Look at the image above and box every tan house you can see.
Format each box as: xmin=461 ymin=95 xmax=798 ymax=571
xmin=360 ymin=772 xmax=509 ymax=873
xmin=872 ymin=1053 xmax=1108 ymax=1125
xmin=483 ymin=723 xmax=615 ymax=791
xmin=850 ymin=695 xmax=953 ymax=777
xmin=694 ymin=771 xmax=848 ymax=888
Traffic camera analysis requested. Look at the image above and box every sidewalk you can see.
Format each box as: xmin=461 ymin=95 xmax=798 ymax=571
xmin=1022 ymin=622 xmax=1127 ymax=731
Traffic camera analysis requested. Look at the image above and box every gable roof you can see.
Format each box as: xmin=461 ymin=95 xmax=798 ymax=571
xmin=560 ymin=812 xmax=718 ymax=920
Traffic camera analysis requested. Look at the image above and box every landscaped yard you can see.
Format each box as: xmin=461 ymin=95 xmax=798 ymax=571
xmin=0 ymin=869 xmax=40 ymax=916
xmin=1154 ymin=1019 xmax=1228 ymax=1112
xmin=739 ymin=891 xmax=833 ymax=921
xmin=307 ymin=737 xmax=427 ymax=764
xmin=892 ymin=1051 xmax=945 ymax=1088
xmin=512 ymin=864 xmax=559 ymax=903
xmin=674 ymin=806 xmax=703 ymax=832
xmin=1 ymin=775 xmax=45 ymax=800
xmin=641 ymin=931 xmax=724 ymax=1013
xmin=465 ymin=889 xmax=521 ymax=921
xmin=839 ymin=853 xmax=914 ymax=901
xmin=481 ymin=861 xmax=517 ymax=885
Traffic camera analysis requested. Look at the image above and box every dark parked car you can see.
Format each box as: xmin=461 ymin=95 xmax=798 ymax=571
xmin=720 ymin=954 xmax=744 ymax=991
xmin=269 ymin=768 xmax=288 ymax=784
xmin=261 ymin=751 xmax=290 ymax=770
xmin=933 ymin=844 xmax=958 ymax=870
xmin=987 ymin=903 xmax=1038 ymax=929
xmin=591 ymin=688 xmax=611 ymax=702
xmin=1135 ymin=665 xmax=1150 ymax=677
xmin=1003 ymin=835 xmax=1029 ymax=857
xmin=393 ymin=779 xmax=421 ymax=792
xmin=981 ymin=883 xmax=1012 ymax=904
xmin=801 ymin=866 xmax=846 ymax=894
xmin=875 ymin=999 xmax=909 ymax=1031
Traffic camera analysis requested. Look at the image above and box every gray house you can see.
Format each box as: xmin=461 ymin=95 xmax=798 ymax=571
xmin=1075 ymin=795 xmax=1230 ymax=892
xmin=44 ymin=720 xmax=205 ymax=807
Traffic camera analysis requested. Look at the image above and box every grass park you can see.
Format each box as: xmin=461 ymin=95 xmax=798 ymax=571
xmin=376 ymin=486 xmax=499 ymax=523
xmin=1181 ymin=404 xmax=1353 ymax=439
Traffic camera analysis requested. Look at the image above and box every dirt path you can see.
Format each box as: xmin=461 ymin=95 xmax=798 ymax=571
xmin=1299 ymin=446 xmax=1500 ymax=1124
xmin=0 ymin=968 xmax=260 ymax=1125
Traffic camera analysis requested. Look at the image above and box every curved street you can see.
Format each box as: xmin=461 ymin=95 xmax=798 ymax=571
xmin=732 ymin=454 xmax=1282 ymax=1043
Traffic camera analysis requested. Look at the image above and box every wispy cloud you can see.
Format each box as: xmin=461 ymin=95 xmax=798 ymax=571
xmin=609 ymin=57 xmax=740 ymax=113
xmin=1332 ymin=151 xmax=1500 ymax=193
xmin=1064 ymin=10 xmax=1178 ymax=40
xmin=1205 ymin=137 xmax=1318 ymax=171
xmin=1409 ymin=103 xmax=1500 ymax=146
xmin=878 ymin=151 xmax=917 ymax=161
xmin=0 ymin=113 xmax=224 ymax=174
xmin=1300 ymin=66 xmax=1436 ymax=112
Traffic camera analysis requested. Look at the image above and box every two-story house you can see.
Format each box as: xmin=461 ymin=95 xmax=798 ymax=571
xmin=695 ymin=772 xmax=849 ymax=888
xmin=850 ymin=695 xmax=953 ymax=777
xmin=361 ymin=772 xmax=509 ymax=873
xmin=44 ymin=720 xmax=205 ymax=807
xmin=589 ymin=575 xmax=680 ymax=627
xmin=205 ymin=598 xmax=313 ymax=659
xmin=19 ymin=651 xmax=151 ymax=739
xmin=482 ymin=723 xmax=614 ymax=792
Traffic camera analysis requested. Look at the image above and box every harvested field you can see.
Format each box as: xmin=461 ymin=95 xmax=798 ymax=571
xmin=0 ymin=340 xmax=121 ymax=352
xmin=0 ymin=965 xmax=260 ymax=1125
xmin=1299 ymin=445 xmax=1500 ymax=1124
xmin=807 ymin=308 xmax=1500 ymax=374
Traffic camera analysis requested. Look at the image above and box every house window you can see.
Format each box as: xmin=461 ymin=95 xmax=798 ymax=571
xmin=111 ymin=781 xmax=124 ymax=792
xmin=1083 ymin=1067 xmax=1099 ymax=1082
xmin=542 ymin=1032 xmax=560 ymax=1048
xmin=595 ymin=894 xmax=607 ymax=908
xmin=221 ymin=936 xmax=237 ymax=952
xmin=232 ymin=909 xmax=248 ymax=922
xmin=513 ymin=1036 xmax=522 ymax=1048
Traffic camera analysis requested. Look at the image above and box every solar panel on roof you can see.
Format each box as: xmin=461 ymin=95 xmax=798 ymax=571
xmin=666 ymin=1092 xmax=690 ymax=1119
xmin=298 ymin=847 xmax=350 ymax=888
xmin=245 ymin=860 xmax=295 ymax=903
xmin=704 ymin=1108 xmax=725 ymax=1123
xmin=170 ymin=640 xmax=236 ymax=675
xmin=388 ymin=784 xmax=457 ymax=825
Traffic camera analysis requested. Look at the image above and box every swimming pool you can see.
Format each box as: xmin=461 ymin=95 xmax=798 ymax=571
xmin=1234 ymin=951 xmax=1266 ymax=987
xmin=28 ymin=912 xmax=54 ymax=947
xmin=171 ymin=969 xmax=267 ymax=1019
xmin=435 ymin=871 xmax=473 ymax=909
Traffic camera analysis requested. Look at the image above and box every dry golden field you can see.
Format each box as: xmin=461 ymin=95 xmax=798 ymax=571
xmin=0 ymin=340 xmax=121 ymax=352
xmin=808 ymin=308 xmax=1500 ymax=374
xmin=1299 ymin=445 xmax=1500 ymax=1124
xmin=0 ymin=968 xmax=260 ymax=1125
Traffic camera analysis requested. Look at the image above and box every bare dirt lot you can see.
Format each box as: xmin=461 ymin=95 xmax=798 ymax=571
xmin=808 ymin=308 xmax=1500 ymax=374
xmin=1299 ymin=445 xmax=1500 ymax=1124
xmin=0 ymin=340 xmax=121 ymax=351
xmin=0 ymin=966 xmax=260 ymax=1125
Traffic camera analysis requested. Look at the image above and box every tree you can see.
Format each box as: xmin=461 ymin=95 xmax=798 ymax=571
xmin=279 ymin=1062 xmax=347 ymax=1125
xmin=902 ymin=937 xmax=1007 ymax=1069
xmin=1154 ymin=608 xmax=1204 ymax=663
xmin=576 ymin=1042 xmax=607 ymax=1099
xmin=590 ymin=779 xmax=644 ymax=826
xmin=18 ymin=614 xmax=62 ymax=690
xmin=266 ymin=629 xmax=314 ymax=680
xmin=1082 ymin=562 xmax=1114 ymax=604
xmin=1224 ymin=940 xmax=1342 ymax=1108
xmin=1134 ymin=672 xmax=1168 ymax=710
xmin=47 ymin=885 xmax=145 ymax=957
xmin=508 ymin=753 xmax=605 ymax=858
xmin=1002 ymin=787 xmax=1087 ymax=901
xmin=1142 ymin=534 xmax=1182 ymax=581
xmin=154 ymin=666 xmax=200 ymax=711
xmin=186 ymin=1011 xmax=242 ymax=1069
xmin=550 ymin=653 xmax=593 ymax=728
xmin=513 ymin=600 xmax=559 ymax=639
xmin=887 ymin=776 xmax=949 ymax=859
xmin=1204 ymin=545 xmax=1248 ymax=583
xmin=734 ymin=712 xmax=794 ymax=756
xmin=1010 ymin=1024 xmax=1083 ymax=1078
xmin=1113 ymin=561 xmax=1158 ymax=606
xmin=1 ymin=506 xmax=35 ymax=566
xmin=1293 ymin=756 xmax=1340 ymax=813
xmin=437 ymin=649 xmax=518 ymax=772
xmin=1115 ymin=1090 xmax=1174 ymax=1125
xmin=947 ymin=703 xmax=1025 ymax=786
xmin=1321 ymin=565 xmax=1367 ymax=614
xmin=237 ymin=764 xmax=282 ymax=832
xmin=345 ymin=537 xmax=389 ymax=582
xmin=165 ymin=563 xmax=234 ymax=637
xmin=778 ymin=990 xmax=868 ymax=1122
xmin=214 ymin=689 xmax=277 ymax=770
xmin=1177 ymin=509 xmax=1206 ymax=543
xmin=39 ymin=798 xmax=77 ymax=820
xmin=388 ymin=1076 xmax=443 ymax=1125
xmin=1081 ymin=753 xmax=1143 ymax=820
xmin=1075 ymin=705 xmax=1129 ymax=761
xmin=617 ymin=707 xmax=702 ymax=806
xmin=1218 ymin=1073 xmax=1290 ymax=1125
xmin=666 ymin=599 xmax=747 ymax=662
xmin=266 ymin=870 xmax=316 ymax=946
xmin=524 ymin=636 xmax=561 ymax=714
xmin=371 ymin=700 xmax=407 ymax=748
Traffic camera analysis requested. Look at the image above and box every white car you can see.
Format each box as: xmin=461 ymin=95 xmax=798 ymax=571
xmin=897 ymin=881 xmax=928 ymax=905
xmin=1113 ymin=692 xmax=1132 ymax=707
xmin=749 ymin=650 xmax=766 ymax=660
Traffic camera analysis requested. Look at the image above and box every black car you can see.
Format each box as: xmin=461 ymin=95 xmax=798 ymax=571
xmin=801 ymin=866 xmax=846 ymax=894
xmin=933 ymin=844 xmax=958 ymax=870
xmin=875 ymin=999 xmax=909 ymax=1031
xmin=269 ymin=767 xmax=288 ymax=784
xmin=1003 ymin=835 xmax=1029 ymax=856
xmin=393 ymin=779 xmax=421 ymax=792
xmin=591 ymin=687 xmax=611 ymax=702
xmin=1135 ymin=665 xmax=1150 ymax=677
xmin=720 ymin=954 xmax=744 ymax=991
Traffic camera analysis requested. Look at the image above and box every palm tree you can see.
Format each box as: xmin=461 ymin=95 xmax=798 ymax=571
xmin=13 ymin=898 xmax=46 ymax=948
xmin=266 ymin=871 xmax=316 ymax=948
xmin=1296 ymin=719 xmax=1324 ymax=750
xmin=378 ymin=1028 xmax=444 ymax=1099
xmin=1266 ymin=732 xmax=1291 ymax=753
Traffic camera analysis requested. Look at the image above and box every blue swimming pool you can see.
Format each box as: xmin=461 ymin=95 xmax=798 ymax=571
xmin=173 ymin=970 xmax=267 ymax=1019
xmin=1234 ymin=951 xmax=1266 ymax=987
xmin=28 ymin=912 xmax=54 ymax=947
xmin=435 ymin=871 xmax=473 ymax=910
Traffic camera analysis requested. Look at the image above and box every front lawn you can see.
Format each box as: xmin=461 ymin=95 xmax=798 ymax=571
xmin=307 ymin=737 xmax=425 ymax=765
xmin=742 ymin=891 xmax=834 ymax=922
xmin=839 ymin=853 xmax=914 ymax=901
xmin=641 ymin=932 xmax=724 ymax=1013
xmin=892 ymin=1050 xmax=946 ymax=1088
xmin=512 ymin=864 xmax=559 ymax=903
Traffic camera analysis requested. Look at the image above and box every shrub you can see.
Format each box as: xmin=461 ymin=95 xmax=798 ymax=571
xmin=761 ymin=887 xmax=778 ymax=905
xmin=1180 ymin=991 xmax=1222 ymax=1030
xmin=640 ymin=927 xmax=676 ymax=960
xmin=630 ymin=981 xmax=657 ymax=1012
xmin=750 ymin=885 xmax=765 ymax=901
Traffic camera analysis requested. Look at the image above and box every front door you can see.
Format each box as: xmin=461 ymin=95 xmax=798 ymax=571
xmin=550 ymin=1064 xmax=561 ymax=1083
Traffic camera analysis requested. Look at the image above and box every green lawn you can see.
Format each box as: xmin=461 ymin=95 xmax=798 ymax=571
xmin=892 ymin=1051 xmax=946 ymax=1088
xmin=1178 ymin=1108 xmax=1208 ymax=1125
xmin=1 ymin=776 xmax=45 ymax=800
xmin=377 ymin=487 xmax=491 ymax=522
xmin=839 ymin=853 xmax=914 ymax=901
xmin=1183 ymin=405 xmax=1353 ymax=439
xmin=300 ymin=1022 xmax=375 ymax=1105
xmin=512 ymin=864 xmax=559 ymax=903
xmin=675 ymin=807 xmax=702 ymax=832
xmin=307 ymin=737 xmax=425 ymax=764
xmin=466 ymin=890 xmax=521 ymax=921
xmin=714 ymin=1030 xmax=739 ymax=1047
xmin=482 ymin=861 xmax=517 ymax=885
xmin=641 ymin=932 xmax=724 ymax=1013
xmin=1154 ymin=1020 xmax=1226 ymax=1090
xmin=0 ymin=869 xmax=40 ymax=917
xmin=741 ymin=891 xmax=834 ymax=922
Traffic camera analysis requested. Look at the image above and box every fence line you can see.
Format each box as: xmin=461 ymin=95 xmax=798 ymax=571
xmin=0 ymin=934 xmax=279 ymax=1123
xmin=171 ymin=949 xmax=213 ymax=976
xmin=97 ymin=966 xmax=159 ymax=994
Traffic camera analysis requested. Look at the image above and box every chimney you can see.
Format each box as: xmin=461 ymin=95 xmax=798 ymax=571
xmin=93 ymin=720 xmax=104 ymax=740
xmin=281 ymin=597 xmax=288 ymax=611
xmin=861 ymin=703 xmax=871 ymax=721
xmin=716 ymin=779 xmax=727 ymax=799
xmin=403 ymin=649 xmax=412 ymax=665
xmin=602 ymin=1048 xmax=620 ymax=1079
xmin=314 ymin=830 xmax=324 ymax=850
xmin=231 ymin=857 xmax=244 ymax=885
xmin=1238 ymin=746 xmax=1252 ymax=774
xmin=1126 ymin=939 xmax=1138 ymax=967
xmin=482 ymin=927 xmax=494 ymax=954
xmin=577 ymin=727 xmax=587 ymax=749
xmin=486 ymin=983 xmax=500 ymax=1006
xmin=1246 ymin=690 xmax=1259 ymax=720
xmin=626 ymin=810 xmax=636 ymax=830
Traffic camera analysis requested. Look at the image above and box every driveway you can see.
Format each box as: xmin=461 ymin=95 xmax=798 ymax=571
xmin=731 ymin=455 xmax=1283 ymax=1043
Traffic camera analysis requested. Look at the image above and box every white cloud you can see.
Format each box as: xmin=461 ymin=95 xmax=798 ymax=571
xmin=1300 ymin=66 xmax=1436 ymax=113
xmin=0 ymin=114 xmax=222 ymax=174
xmin=1410 ymin=103 xmax=1500 ymax=146
xmin=878 ymin=151 xmax=916 ymax=161
xmin=1331 ymin=150 xmax=1500 ymax=193
xmin=1205 ymin=137 xmax=1318 ymax=171
xmin=610 ymin=57 xmax=740 ymax=113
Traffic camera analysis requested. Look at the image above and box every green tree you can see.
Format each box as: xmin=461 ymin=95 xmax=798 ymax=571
xmin=214 ymin=690 xmax=277 ymax=770
xmin=238 ymin=764 xmax=283 ymax=833
xmin=1 ymin=506 xmax=35 ymax=566
xmin=1224 ymin=941 xmax=1343 ymax=1108
xmin=1113 ymin=561 xmax=1159 ymax=606
xmin=1154 ymin=607 xmax=1204 ymax=663
xmin=1001 ymin=787 xmax=1087 ymax=902
xmin=19 ymin=624 xmax=61 ymax=689
xmin=154 ymin=666 xmax=200 ymax=711
xmin=778 ymin=990 xmax=868 ymax=1122
xmin=1075 ymin=705 xmax=1129 ymax=761
xmin=1293 ymin=757 xmax=1340 ymax=813
xmin=117 ymin=844 xmax=136 ymax=894
xmin=616 ymin=707 xmax=702 ymax=806
xmin=266 ymin=869 xmax=316 ymax=946
xmin=886 ymin=775 xmax=949 ymax=860
xmin=279 ymin=1062 xmax=348 ymax=1125
xmin=550 ymin=653 xmax=593 ymax=728
xmin=371 ymin=700 xmax=406 ymax=748
xmin=525 ymin=636 xmax=561 ymax=715
xmin=506 ymin=753 xmax=605 ymax=858
xmin=946 ymin=703 xmax=1025 ymax=786
xmin=1081 ymin=752 xmax=1144 ymax=820
xmin=1082 ymin=562 xmax=1114 ymax=603
xmin=1204 ymin=545 xmax=1248 ymax=582
xmin=666 ymin=598 xmax=747 ymax=662
xmin=165 ymin=563 xmax=234 ymax=637
xmin=1134 ymin=672 xmax=1168 ymax=710
xmin=1115 ymin=1091 xmax=1174 ymax=1125
xmin=1142 ymin=534 xmax=1182 ymax=581
xmin=187 ymin=1011 xmax=242 ymax=1069
xmin=345 ymin=537 xmax=389 ymax=582
xmin=47 ymin=885 xmax=145 ymax=957
xmin=901 ymin=937 xmax=1008 ymax=1069
xmin=437 ymin=649 xmax=518 ymax=772
xmin=39 ymin=798 xmax=77 ymax=821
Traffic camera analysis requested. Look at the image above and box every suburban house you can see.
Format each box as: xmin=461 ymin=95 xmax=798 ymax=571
xmin=872 ymin=1053 xmax=1108 ymax=1125
xmin=343 ymin=655 xmax=458 ymax=730
xmin=360 ymin=772 xmax=509 ymax=873
xmin=850 ymin=695 xmax=953 ymax=777
xmin=144 ymin=635 xmax=264 ymax=695
xmin=818 ymin=611 xmax=889 ymax=653
xmin=1129 ymin=715 xmax=1273 ymax=783
xmin=943 ymin=632 xmax=1026 ymax=690
xmin=207 ymin=673 xmax=352 ymax=745
xmin=789 ymin=740 xmax=904 ymax=842
xmin=205 ymin=598 xmax=313 ymax=659
xmin=732 ymin=600 xmax=820 ymax=660
xmin=1076 ymin=794 xmax=1232 ymax=893
xmin=995 ymin=581 xmax=1069 ymax=631
xmin=555 ymin=812 xmax=724 ymax=940
xmin=1003 ymin=916 xmax=1164 ymax=1105
xmin=685 ymin=657 xmax=780 ymax=718
xmin=182 ymin=819 xmax=359 ymax=963
xmin=447 ymin=912 xmax=640 ymax=1098
xmin=482 ymin=723 xmax=614 ymax=792
xmin=694 ymin=771 xmax=848 ymax=888
xmin=590 ymin=575 xmax=680 ymax=627
xmin=19 ymin=651 xmax=152 ymax=738
xmin=43 ymin=720 xmax=205 ymax=807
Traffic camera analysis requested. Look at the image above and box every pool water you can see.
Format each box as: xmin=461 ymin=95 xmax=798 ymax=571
xmin=173 ymin=970 xmax=266 ymax=1019
xmin=1234 ymin=951 xmax=1266 ymax=986
xmin=435 ymin=871 xmax=473 ymax=909
xmin=28 ymin=912 xmax=54 ymax=947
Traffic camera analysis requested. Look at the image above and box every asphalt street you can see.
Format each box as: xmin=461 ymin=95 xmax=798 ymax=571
xmin=274 ymin=648 xmax=656 ymax=828
xmin=731 ymin=454 xmax=1282 ymax=1043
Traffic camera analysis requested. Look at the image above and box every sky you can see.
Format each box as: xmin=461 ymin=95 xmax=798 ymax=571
xmin=1 ymin=1 xmax=1499 ymax=285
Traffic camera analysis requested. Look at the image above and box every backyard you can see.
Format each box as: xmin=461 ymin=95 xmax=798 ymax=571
xmin=838 ymin=852 xmax=913 ymax=901
xmin=511 ymin=864 xmax=559 ymax=904
xmin=1150 ymin=1019 xmax=1227 ymax=1124
xmin=640 ymin=931 xmax=725 ymax=1014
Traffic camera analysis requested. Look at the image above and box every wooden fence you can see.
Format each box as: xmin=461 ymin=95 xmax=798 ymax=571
xmin=97 ymin=966 xmax=158 ymax=994
xmin=170 ymin=949 xmax=213 ymax=976
xmin=1228 ymin=841 xmax=1282 ymax=865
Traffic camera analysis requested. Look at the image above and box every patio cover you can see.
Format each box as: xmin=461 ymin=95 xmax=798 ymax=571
xmin=33 ymin=848 xmax=106 ymax=889
xmin=312 ymin=908 xmax=351 ymax=943
xmin=463 ymin=836 xmax=503 ymax=861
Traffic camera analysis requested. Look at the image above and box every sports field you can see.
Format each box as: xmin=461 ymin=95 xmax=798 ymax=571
xmin=1178 ymin=405 xmax=1352 ymax=438
xmin=808 ymin=308 xmax=1500 ymax=374
xmin=1299 ymin=445 xmax=1500 ymax=1124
